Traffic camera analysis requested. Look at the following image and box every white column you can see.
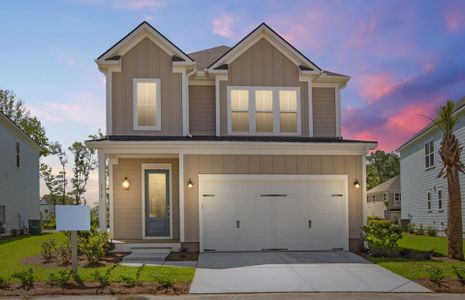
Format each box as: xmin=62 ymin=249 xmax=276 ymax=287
xmin=98 ymin=150 xmax=107 ymax=232
xmin=179 ymin=153 xmax=185 ymax=242
xmin=335 ymin=86 xmax=341 ymax=137
xmin=307 ymin=79 xmax=313 ymax=136
xmin=362 ymin=150 xmax=368 ymax=226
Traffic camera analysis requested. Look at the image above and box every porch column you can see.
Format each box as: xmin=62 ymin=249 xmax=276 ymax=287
xmin=98 ymin=150 xmax=107 ymax=232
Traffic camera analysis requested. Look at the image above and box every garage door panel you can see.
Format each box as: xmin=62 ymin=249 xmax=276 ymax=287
xmin=204 ymin=232 xmax=236 ymax=251
xmin=237 ymin=232 xmax=272 ymax=251
xmin=275 ymin=233 xmax=310 ymax=250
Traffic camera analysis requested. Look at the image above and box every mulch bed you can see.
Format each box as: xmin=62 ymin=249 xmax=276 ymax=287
xmin=0 ymin=282 xmax=189 ymax=296
xmin=165 ymin=252 xmax=198 ymax=261
xmin=22 ymin=252 xmax=130 ymax=268
xmin=415 ymin=279 xmax=465 ymax=293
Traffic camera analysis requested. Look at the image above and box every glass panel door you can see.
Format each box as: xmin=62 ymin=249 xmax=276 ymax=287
xmin=145 ymin=169 xmax=170 ymax=237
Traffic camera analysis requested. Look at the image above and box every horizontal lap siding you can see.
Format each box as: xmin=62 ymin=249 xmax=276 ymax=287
xmin=313 ymin=87 xmax=336 ymax=137
xmin=183 ymin=155 xmax=362 ymax=242
xmin=189 ymin=85 xmax=216 ymax=135
xmin=112 ymin=158 xmax=179 ymax=239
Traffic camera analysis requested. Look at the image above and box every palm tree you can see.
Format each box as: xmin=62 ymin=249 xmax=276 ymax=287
xmin=435 ymin=100 xmax=464 ymax=260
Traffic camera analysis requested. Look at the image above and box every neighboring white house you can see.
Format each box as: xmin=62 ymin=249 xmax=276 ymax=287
xmin=0 ymin=111 xmax=41 ymax=235
xmin=367 ymin=175 xmax=401 ymax=223
xmin=398 ymin=96 xmax=465 ymax=234
xmin=40 ymin=197 xmax=55 ymax=221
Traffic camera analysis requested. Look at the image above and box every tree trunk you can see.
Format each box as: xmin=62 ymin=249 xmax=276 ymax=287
xmin=447 ymin=168 xmax=464 ymax=260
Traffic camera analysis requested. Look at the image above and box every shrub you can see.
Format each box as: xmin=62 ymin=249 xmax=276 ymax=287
xmin=58 ymin=242 xmax=72 ymax=265
xmin=0 ymin=275 xmax=11 ymax=289
xmin=453 ymin=266 xmax=465 ymax=286
xmin=361 ymin=220 xmax=403 ymax=255
xmin=12 ymin=268 xmax=34 ymax=290
xmin=135 ymin=264 xmax=145 ymax=286
xmin=425 ymin=226 xmax=437 ymax=237
xmin=154 ymin=272 xmax=175 ymax=290
xmin=406 ymin=222 xmax=416 ymax=234
xmin=41 ymin=238 xmax=57 ymax=262
xmin=415 ymin=224 xmax=425 ymax=235
xmin=426 ymin=266 xmax=444 ymax=285
xmin=48 ymin=270 xmax=72 ymax=288
xmin=368 ymin=216 xmax=383 ymax=221
xmin=82 ymin=230 xmax=110 ymax=265
xmin=120 ymin=263 xmax=145 ymax=287
xmin=93 ymin=264 xmax=117 ymax=288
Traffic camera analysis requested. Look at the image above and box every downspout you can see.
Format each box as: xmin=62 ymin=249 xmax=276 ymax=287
xmin=185 ymin=64 xmax=197 ymax=137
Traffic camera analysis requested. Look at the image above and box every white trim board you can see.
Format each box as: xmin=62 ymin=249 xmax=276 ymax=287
xmin=132 ymin=78 xmax=162 ymax=131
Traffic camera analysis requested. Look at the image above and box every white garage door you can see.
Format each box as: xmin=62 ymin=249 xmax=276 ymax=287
xmin=199 ymin=175 xmax=348 ymax=252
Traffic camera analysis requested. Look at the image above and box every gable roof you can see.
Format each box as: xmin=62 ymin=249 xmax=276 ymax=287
xmin=367 ymin=176 xmax=400 ymax=194
xmin=96 ymin=21 xmax=194 ymax=64
xmin=0 ymin=111 xmax=41 ymax=152
xmin=207 ymin=23 xmax=321 ymax=72
xmin=189 ymin=45 xmax=231 ymax=71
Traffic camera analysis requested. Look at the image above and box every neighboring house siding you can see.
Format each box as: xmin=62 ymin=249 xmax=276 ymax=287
xmin=112 ymin=158 xmax=180 ymax=240
xmin=189 ymin=85 xmax=216 ymax=135
xmin=401 ymin=115 xmax=465 ymax=232
xmin=183 ymin=154 xmax=363 ymax=248
xmin=219 ymin=38 xmax=311 ymax=136
xmin=111 ymin=37 xmax=183 ymax=136
xmin=367 ymin=201 xmax=386 ymax=219
xmin=0 ymin=122 xmax=40 ymax=233
xmin=313 ymin=87 xmax=336 ymax=137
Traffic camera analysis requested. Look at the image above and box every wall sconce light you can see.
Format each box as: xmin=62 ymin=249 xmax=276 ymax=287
xmin=122 ymin=177 xmax=130 ymax=190
xmin=187 ymin=179 xmax=194 ymax=188
xmin=353 ymin=180 xmax=361 ymax=189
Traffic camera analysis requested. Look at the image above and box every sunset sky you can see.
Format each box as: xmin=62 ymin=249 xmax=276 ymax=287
xmin=1 ymin=0 xmax=465 ymax=205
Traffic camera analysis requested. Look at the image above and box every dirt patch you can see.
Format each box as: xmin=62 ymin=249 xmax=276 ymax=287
xmin=22 ymin=252 xmax=130 ymax=268
xmin=165 ymin=252 xmax=198 ymax=261
xmin=415 ymin=278 xmax=465 ymax=293
xmin=0 ymin=282 xmax=189 ymax=297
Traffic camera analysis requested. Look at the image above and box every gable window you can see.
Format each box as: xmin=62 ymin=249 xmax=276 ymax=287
xmin=438 ymin=189 xmax=443 ymax=211
xmin=16 ymin=142 xmax=20 ymax=168
xmin=394 ymin=192 xmax=401 ymax=205
xmin=133 ymin=78 xmax=161 ymax=131
xmin=425 ymin=140 xmax=434 ymax=168
xmin=228 ymin=86 xmax=300 ymax=135
xmin=427 ymin=190 xmax=432 ymax=211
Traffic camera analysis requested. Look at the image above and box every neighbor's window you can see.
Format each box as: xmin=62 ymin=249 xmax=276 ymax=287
xmin=133 ymin=78 xmax=161 ymax=130
xmin=438 ymin=190 xmax=443 ymax=211
xmin=16 ymin=142 xmax=20 ymax=168
xmin=394 ymin=192 xmax=401 ymax=205
xmin=383 ymin=193 xmax=387 ymax=201
xmin=425 ymin=140 xmax=434 ymax=168
xmin=0 ymin=205 xmax=5 ymax=225
xmin=229 ymin=87 xmax=300 ymax=134
xmin=427 ymin=191 xmax=432 ymax=211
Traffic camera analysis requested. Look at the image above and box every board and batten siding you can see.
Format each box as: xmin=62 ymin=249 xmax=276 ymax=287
xmin=112 ymin=158 xmax=180 ymax=240
xmin=0 ymin=121 xmax=40 ymax=233
xmin=189 ymin=85 xmax=216 ymax=135
xmin=400 ymin=114 xmax=465 ymax=232
xmin=111 ymin=37 xmax=183 ymax=136
xmin=313 ymin=87 xmax=336 ymax=137
xmin=183 ymin=154 xmax=363 ymax=249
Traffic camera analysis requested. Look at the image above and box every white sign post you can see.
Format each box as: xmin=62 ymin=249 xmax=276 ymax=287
xmin=56 ymin=205 xmax=91 ymax=276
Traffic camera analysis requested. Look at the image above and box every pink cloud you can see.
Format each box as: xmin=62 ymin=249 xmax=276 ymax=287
xmin=357 ymin=73 xmax=401 ymax=102
xmin=78 ymin=0 xmax=163 ymax=10
xmin=212 ymin=13 xmax=235 ymax=39
xmin=444 ymin=12 xmax=462 ymax=32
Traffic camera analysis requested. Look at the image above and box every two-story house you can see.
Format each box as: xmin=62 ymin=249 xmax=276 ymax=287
xmin=367 ymin=175 xmax=401 ymax=223
xmin=398 ymin=96 xmax=465 ymax=234
xmin=86 ymin=22 xmax=377 ymax=252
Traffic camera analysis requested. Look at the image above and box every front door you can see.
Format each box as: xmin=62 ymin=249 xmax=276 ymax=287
xmin=145 ymin=169 xmax=170 ymax=237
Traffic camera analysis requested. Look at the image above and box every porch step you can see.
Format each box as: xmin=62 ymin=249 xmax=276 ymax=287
xmin=131 ymin=246 xmax=173 ymax=254
xmin=122 ymin=252 xmax=168 ymax=264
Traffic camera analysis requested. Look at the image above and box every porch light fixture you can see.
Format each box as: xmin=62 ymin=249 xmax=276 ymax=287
xmin=187 ymin=179 xmax=194 ymax=188
xmin=353 ymin=180 xmax=361 ymax=189
xmin=122 ymin=177 xmax=130 ymax=190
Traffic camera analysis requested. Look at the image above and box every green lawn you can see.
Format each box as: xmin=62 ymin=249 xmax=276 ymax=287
xmin=0 ymin=232 xmax=195 ymax=283
xmin=367 ymin=233 xmax=465 ymax=280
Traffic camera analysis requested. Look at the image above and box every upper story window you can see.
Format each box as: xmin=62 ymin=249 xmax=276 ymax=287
xmin=425 ymin=140 xmax=434 ymax=168
xmin=394 ymin=192 xmax=401 ymax=205
xmin=133 ymin=78 xmax=161 ymax=131
xmin=16 ymin=141 xmax=20 ymax=168
xmin=228 ymin=86 xmax=300 ymax=135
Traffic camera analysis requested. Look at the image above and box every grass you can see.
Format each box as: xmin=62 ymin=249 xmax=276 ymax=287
xmin=366 ymin=233 xmax=465 ymax=280
xmin=0 ymin=232 xmax=195 ymax=283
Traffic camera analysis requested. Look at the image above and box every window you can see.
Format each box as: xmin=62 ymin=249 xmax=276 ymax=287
xmin=425 ymin=140 xmax=434 ymax=168
xmin=0 ymin=205 xmax=5 ymax=225
xmin=427 ymin=191 xmax=432 ymax=211
xmin=16 ymin=141 xmax=20 ymax=168
xmin=228 ymin=86 xmax=300 ymax=135
xmin=133 ymin=78 xmax=161 ymax=131
xmin=373 ymin=195 xmax=376 ymax=202
xmin=438 ymin=190 xmax=443 ymax=211
xmin=383 ymin=193 xmax=387 ymax=201
xmin=394 ymin=193 xmax=401 ymax=205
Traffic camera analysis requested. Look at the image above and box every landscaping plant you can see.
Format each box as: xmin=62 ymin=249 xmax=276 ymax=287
xmin=58 ymin=242 xmax=72 ymax=265
xmin=426 ymin=266 xmax=445 ymax=285
xmin=83 ymin=230 xmax=110 ymax=265
xmin=0 ymin=275 xmax=11 ymax=289
xmin=453 ymin=266 xmax=465 ymax=286
xmin=121 ymin=264 xmax=145 ymax=287
xmin=361 ymin=220 xmax=403 ymax=255
xmin=425 ymin=226 xmax=438 ymax=237
xmin=48 ymin=269 xmax=72 ymax=288
xmin=12 ymin=267 xmax=34 ymax=290
xmin=154 ymin=272 xmax=175 ymax=290
xmin=406 ymin=222 xmax=416 ymax=234
xmin=415 ymin=224 xmax=425 ymax=235
xmin=93 ymin=264 xmax=118 ymax=289
xmin=40 ymin=237 xmax=57 ymax=262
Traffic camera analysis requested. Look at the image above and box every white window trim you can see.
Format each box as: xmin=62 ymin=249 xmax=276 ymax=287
xmin=394 ymin=192 xmax=401 ymax=205
xmin=427 ymin=190 xmax=432 ymax=212
xmin=425 ymin=140 xmax=435 ymax=169
xmin=437 ymin=188 xmax=444 ymax=212
xmin=133 ymin=78 xmax=161 ymax=131
xmin=227 ymin=86 xmax=301 ymax=136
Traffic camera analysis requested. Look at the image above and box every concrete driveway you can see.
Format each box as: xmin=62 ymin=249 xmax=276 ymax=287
xmin=190 ymin=252 xmax=430 ymax=293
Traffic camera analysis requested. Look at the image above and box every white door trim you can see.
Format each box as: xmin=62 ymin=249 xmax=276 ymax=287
xmin=198 ymin=174 xmax=349 ymax=252
xmin=141 ymin=163 xmax=173 ymax=239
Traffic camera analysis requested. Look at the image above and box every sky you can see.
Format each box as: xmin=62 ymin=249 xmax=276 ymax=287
xmin=1 ymin=0 xmax=465 ymax=206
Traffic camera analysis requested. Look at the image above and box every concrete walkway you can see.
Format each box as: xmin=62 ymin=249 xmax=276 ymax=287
xmin=190 ymin=252 xmax=429 ymax=293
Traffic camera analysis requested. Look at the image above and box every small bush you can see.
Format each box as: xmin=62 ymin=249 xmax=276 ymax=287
xmin=0 ymin=276 xmax=11 ymax=289
xmin=415 ymin=224 xmax=425 ymax=235
xmin=453 ymin=266 xmax=465 ymax=286
xmin=425 ymin=226 xmax=437 ymax=237
xmin=48 ymin=270 xmax=72 ymax=288
xmin=120 ymin=263 xmax=145 ymax=287
xmin=406 ymin=222 xmax=416 ymax=234
xmin=93 ymin=264 xmax=118 ymax=288
xmin=361 ymin=220 xmax=403 ymax=255
xmin=58 ymin=242 xmax=72 ymax=265
xmin=368 ymin=216 xmax=383 ymax=221
xmin=82 ymin=230 xmax=110 ymax=265
xmin=154 ymin=272 xmax=175 ymax=290
xmin=41 ymin=238 xmax=57 ymax=262
xmin=426 ymin=266 xmax=444 ymax=285
xmin=12 ymin=268 xmax=34 ymax=290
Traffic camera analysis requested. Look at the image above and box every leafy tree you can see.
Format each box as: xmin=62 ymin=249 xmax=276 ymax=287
xmin=435 ymin=100 xmax=464 ymax=260
xmin=366 ymin=150 xmax=400 ymax=190
xmin=50 ymin=142 xmax=68 ymax=205
xmin=69 ymin=141 xmax=97 ymax=205
xmin=40 ymin=164 xmax=60 ymax=205
xmin=0 ymin=89 xmax=49 ymax=156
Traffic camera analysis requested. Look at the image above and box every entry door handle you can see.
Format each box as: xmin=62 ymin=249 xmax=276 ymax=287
xmin=308 ymin=220 xmax=312 ymax=228
xmin=236 ymin=220 xmax=240 ymax=229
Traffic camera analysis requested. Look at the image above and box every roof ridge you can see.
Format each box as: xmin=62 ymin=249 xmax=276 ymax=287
xmin=188 ymin=45 xmax=231 ymax=55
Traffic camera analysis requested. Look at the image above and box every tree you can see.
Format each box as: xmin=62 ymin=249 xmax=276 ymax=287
xmin=40 ymin=164 xmax=60 ymax=205
xmin=68 ymin=141 xmax=97 ymax=205
xmin=50 ymin=142 xmax=68 ymax=205
xmin=0 ymin=89 xmax=49 ymax=156
xmin=366 ymin=150 xmax=400 ymax=190
xmin=435 ymin=100 xmax=464 ymax=260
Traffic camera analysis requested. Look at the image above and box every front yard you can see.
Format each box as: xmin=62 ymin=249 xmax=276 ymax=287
xmin=0 ymin=232 xmax=195 ymax=296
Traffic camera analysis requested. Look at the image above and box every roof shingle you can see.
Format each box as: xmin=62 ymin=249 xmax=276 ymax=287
xmin=189 ymin=45 xmax=231 ymax=71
